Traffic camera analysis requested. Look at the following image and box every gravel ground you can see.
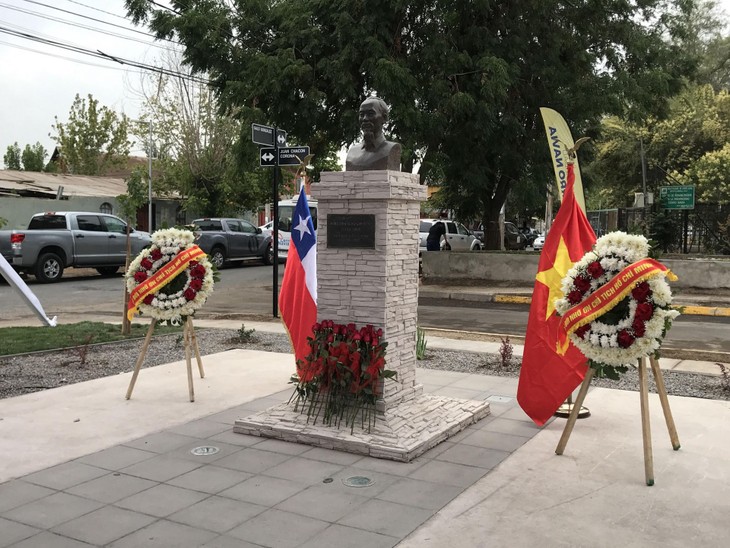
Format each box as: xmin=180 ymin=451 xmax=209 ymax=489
xmin=1 ymin=328 xmax=729 ymax=402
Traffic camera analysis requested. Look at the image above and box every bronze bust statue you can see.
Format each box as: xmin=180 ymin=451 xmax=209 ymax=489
xmin=345 ymin=97 xmax=401 ymax=171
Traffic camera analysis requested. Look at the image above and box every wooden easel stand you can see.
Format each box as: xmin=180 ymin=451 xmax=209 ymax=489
xmin=125 ymin=317 xmax=205 ymax=402
xmin=555 ymin=355 xmax=680 ymax=486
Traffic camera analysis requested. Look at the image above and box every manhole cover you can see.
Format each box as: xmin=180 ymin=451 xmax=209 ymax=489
xmin=190 ymin=446 xmax=220 ymax=456
xmin=342 ymin=476 xmax=374 ymax=488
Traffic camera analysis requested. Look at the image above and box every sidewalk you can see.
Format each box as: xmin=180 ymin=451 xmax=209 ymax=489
xmin=1 ymin=318 xmax=730 ymax=547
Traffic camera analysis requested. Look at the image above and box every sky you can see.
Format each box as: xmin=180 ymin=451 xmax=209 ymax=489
xmin=1 ymin=0 xmax=729 ymax=167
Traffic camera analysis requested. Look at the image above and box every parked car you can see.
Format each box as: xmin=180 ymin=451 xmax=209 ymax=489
xmin=0 ymin=211 xmax=151 ymax=282
xmin=258 ymin=220 xmax=273 ymax=237
xmin=504 ymin=222 xmax=527 ymax=250
xmin=192 ymin=218 xmax=273 ymax=268
xmin=532 ymin=233 xmax=546 ymax=251
xmin=419 ymin=219 xmax=482 ymax=252
xmin=519 ymin=226 xmax=539 ymax=247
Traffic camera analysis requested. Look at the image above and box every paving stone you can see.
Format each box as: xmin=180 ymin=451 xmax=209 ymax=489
xmin=22 ymin=461 xmax=107 ymax=490
xmin=9 ymin=531 xmax=96 ymax=548
xmin=206 ymin=430 xmax=264 ymax=447
xmin=122 ymin=431 xmax=198 ymax=453
xmin=218 ymin=475 xmax=308 ymax=507
xmin=337 ymin=498 xmax=434 ymax=537
xmin=480 ymin=416 xmax=542 ymax=437
xmin=408 ymin=459 xmax=489 ymax=487
xmin=201 ymin=535 xmax=263 ymax=548
xmin=1 ymin=492 xmax=103 ymax=529
xmin=0 ymin=516 xmax=39 ymax=547
xmin=51 ymin=505 xmax=156 ymax=545
xmin=167 ymin=419 xmax=232 ymax=438
xmin=119 ymin=454 xmax=202 ymax=482
xmin=262 ymin=457 xmax=345 ymax=484
xmin=299 ymin=523 xmax=399 ymax=548
xmin=115 ymin=483 xmax=209 ymax=518
xmin=252 ymin=438 xmax=315 ymax=455
xmin=213 ymin=447 xmax=291 ymax=474
xmin=107 ymin=519 xmax=218 ymax=548
xmin=66 ymin=473 xmax=157 ymax=503
xmin=435 ymin=443 xmax=511 ymax=469
xmin=226 ymin=508 xmax=329 ymax=548
xmin=166 ymin=465 xmax=252 ymax=494
xmin=77 ymin=445 xmax=156 ymax=471
xmin=168 ymin=495 xmax=265 ymax=533
xmin=461 ymin=429 xmax=531 ymax=452
xmin=0 ymin=481 xmax=54 ymax=513
xmin=164 ymin=440 xmax=241 ymax=464
xmin=299 ymin=446 xmax=364 ymax=465
xmin=275 ymin=484 xmax=369 ymax=522
xmin=376 ymin=477 xmax=464 ymax=510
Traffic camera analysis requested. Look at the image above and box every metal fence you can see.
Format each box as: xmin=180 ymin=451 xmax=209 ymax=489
xmin=587 ymin=203 xmax=730 ymax=255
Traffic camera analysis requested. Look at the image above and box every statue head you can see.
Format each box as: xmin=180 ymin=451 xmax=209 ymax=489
xmin=359 ymin=97 xmax=389 ymax=146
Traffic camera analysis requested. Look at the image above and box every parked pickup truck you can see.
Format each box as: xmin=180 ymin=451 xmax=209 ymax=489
xmin=191 ymin=218 xmax=273 ymax=268
xmin=0 ymin=212 xmax=151 ymax=283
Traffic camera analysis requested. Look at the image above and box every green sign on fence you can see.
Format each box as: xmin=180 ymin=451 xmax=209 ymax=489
xmin=659 ymin=185 xmax=695 ymax=210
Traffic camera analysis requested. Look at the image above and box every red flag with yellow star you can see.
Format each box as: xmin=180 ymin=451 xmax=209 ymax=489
xmin=517 ymin=164 xmax=596 ymax=426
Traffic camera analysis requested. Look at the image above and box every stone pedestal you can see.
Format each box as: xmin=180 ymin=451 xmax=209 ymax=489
xmin=234 ymin=170 xmax=490 ymax=461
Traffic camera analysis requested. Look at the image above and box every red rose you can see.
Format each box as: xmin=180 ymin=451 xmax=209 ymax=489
xmin=631 ymin=282 xmax=652 ymax=302
xmin=191 ymin=265 xmax=206 ymax=278
xmin=575 ymin=324 xmax=590 ymax=338
xmin=143 ymin=294 xmax=154 ymax=304
xmin=150 ymin=248 xmax=162 ymax=261
xmin=184 ymin=288 xmax=197 ymax=301
xmin=568 ymin=290 xmax=583 ymax=304
xmin=635 ymin=302 xmax=654 ymax=321
xmin=586 ymin=261 xmax=604 ymax=279
xmin=140 ymin=258 xmax=153 ymax=270
xmin=574 ymin=276 xmax=591 ymax=293
xmin=632 ymin=319 xmax=646 ymax=337
xmin=617 ymin=329 xmax=635 ymax=348
xmin=133 ymin=271 xmax=147 ymax=283
xmin=189 ymin=279 xmax=203 ymax=291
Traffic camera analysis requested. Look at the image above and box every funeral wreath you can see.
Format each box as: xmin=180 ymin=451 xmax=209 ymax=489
xmin=554 ymin=232 xmax=679 ymax=379
xmin=126 ymin=228 xmax=215 ymax=322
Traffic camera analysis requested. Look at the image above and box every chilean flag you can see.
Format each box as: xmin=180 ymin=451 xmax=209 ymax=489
xmin=279 ymin=186 xmax=317 ymax=370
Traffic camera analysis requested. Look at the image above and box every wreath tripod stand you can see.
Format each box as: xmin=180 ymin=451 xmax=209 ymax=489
xmin=125 ymin=317 xmax=205 ymax=402
xmin=555 ymin=355 xmax=680 ymax=486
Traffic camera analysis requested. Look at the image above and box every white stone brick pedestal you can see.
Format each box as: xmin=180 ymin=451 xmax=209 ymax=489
xmin=234 ymin=171 xmax=490 ymax=461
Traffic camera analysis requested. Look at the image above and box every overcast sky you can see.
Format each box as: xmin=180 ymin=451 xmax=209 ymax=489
xmin=1 ymin=0 xmax=728 ymax=168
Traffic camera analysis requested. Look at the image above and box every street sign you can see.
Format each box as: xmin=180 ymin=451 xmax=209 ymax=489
xmin=277 ymin=146 xmax=310 ymax=166
xmin=659 ymin=185 xmax=695 ymax=210
xmin=259 ymin=146 xmax=310 ymax=167
xmin=251 ymin=123 xmax=287 ymax=147
xmin=259 ymin=148 xmax=276 ymax=167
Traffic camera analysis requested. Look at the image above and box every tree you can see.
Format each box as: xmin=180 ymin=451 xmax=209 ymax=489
xmin=21 ymin=142 xmax=47 ymax=172
xmin=127 ymin=0 xmax=695 ymax=248
xmin=51 ymin=93 xmax=131 ymax=175
xmin=3 ymin=142 xmax=21 ymax=170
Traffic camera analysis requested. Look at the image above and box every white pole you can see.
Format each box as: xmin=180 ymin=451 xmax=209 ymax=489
xmin=148 ymin=120 xmax=153 ymax=232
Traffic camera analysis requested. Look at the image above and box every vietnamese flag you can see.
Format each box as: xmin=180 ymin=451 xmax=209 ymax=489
xmin=279 ymin=186 xmax=317 ymax=370
xmin=517 ymin=164 xmax=596 ymax=426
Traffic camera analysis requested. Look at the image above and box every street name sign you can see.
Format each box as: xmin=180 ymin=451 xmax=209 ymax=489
xmin=659 ymin=185 xmax=695 ymax=210
xmin=251 ymin=123 xmax=287 ymax=147
xmin=259 ymin=146 xmax=310 ymax=167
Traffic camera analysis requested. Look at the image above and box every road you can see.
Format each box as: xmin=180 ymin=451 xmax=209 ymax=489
xmin=2 ymin=264 xmax=729 ymax=354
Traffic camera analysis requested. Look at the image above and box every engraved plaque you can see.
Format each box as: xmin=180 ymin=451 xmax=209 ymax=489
xmin=328 ymin=214 xmax=376 ymax=249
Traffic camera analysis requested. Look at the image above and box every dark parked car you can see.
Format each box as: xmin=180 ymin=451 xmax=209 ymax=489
xmin=192 ymin=218 xmax=273 ymax=268
xmin=470 ymin=222 xmax=526 ymax=250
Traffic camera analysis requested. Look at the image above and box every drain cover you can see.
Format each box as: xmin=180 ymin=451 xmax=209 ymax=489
xmin=342 ymin=476 xmax=374 ymax=488
xmin=190 ymin=446 xmax=220 ymax=456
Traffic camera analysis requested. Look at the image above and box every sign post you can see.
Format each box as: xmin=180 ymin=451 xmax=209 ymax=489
xmin=659 ymin=186 xmax=695 ymax=210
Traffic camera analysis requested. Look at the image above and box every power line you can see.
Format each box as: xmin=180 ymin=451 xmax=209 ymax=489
xmin=61 ymin=0 xmax=130 ymax=21
xmin=0 ymin=25 xmax=213 ymax=86
xmin=18 ymin=0 xmax=177 ymax=43
xmin=0 ymin=37 xmax=135 ymax=72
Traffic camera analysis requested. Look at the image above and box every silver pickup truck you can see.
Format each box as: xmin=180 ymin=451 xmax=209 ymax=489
xmin=0 ymin=211 xmax=151 ymax=282
xmin=192 ymin=218 xmax=273 ymax=268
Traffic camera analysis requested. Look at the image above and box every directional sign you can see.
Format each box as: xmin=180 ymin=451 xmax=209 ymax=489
xmin=251 ymin=123 xmax=287 ymax=147
xmin=259 ymin=146 xmax=310 ymax=167
xmin=277 ymin=146 xmax=310 ymax=166
xmin=659 ymin=185 xmax=695 ymax=210
xmin=259 ymin=148 xmax=276 ymax=167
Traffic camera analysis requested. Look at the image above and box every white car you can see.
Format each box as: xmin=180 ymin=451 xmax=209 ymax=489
xmin=532 ymin=233 xmax=546 ymax=251
xmin=419 ymin=219 xmax=482 ymax=252
xmin=258 ymin=220 xmax=273 ymax=236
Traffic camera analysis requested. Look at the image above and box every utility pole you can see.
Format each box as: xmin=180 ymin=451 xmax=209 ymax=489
xmin=148 ymin=120 xmax=153 ymax=232
xmin=640 ymin=137 xmax=648 ymax=235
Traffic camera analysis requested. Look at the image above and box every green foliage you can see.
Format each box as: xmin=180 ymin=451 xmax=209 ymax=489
xmin=3 ymin=142 xmax=21 ymax=170
xmin=0 ymin=217 xmax=7 ymax=229
xmin=589 ymin=360 xmax=629 ymax=381
xmin=416 ymin=326 xmax=427 ymax=360
xmin=649 ymin=209 xmax=680 ymax=253
xmin=51 ymin=93 xmax=131 ymax=175
xmin=237 ymin=323 xmax=256 ymax=343
xmin=117 ymin=167 xmax=148 ymax=223
xmin=21 ymin=142 xmax=47 ymax=172
xmin=126 ymin=0 xmax=695 ymax=248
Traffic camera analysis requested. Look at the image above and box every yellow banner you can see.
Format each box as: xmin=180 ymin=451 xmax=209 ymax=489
xmin=127 ymin=246 xmax=205 ymax=320
xmin=556 ymin=258 xmax=677 ymax=354
xmin=539 ymin=107 xmax=586 ymax=213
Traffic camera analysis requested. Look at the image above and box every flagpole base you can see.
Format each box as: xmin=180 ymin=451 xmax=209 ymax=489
xmin=554 ymin=403 xmax=590 ymax=419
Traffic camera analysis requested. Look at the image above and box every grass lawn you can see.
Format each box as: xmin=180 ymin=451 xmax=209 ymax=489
xmin=0 ymin=321 xmax=184 ymax=356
